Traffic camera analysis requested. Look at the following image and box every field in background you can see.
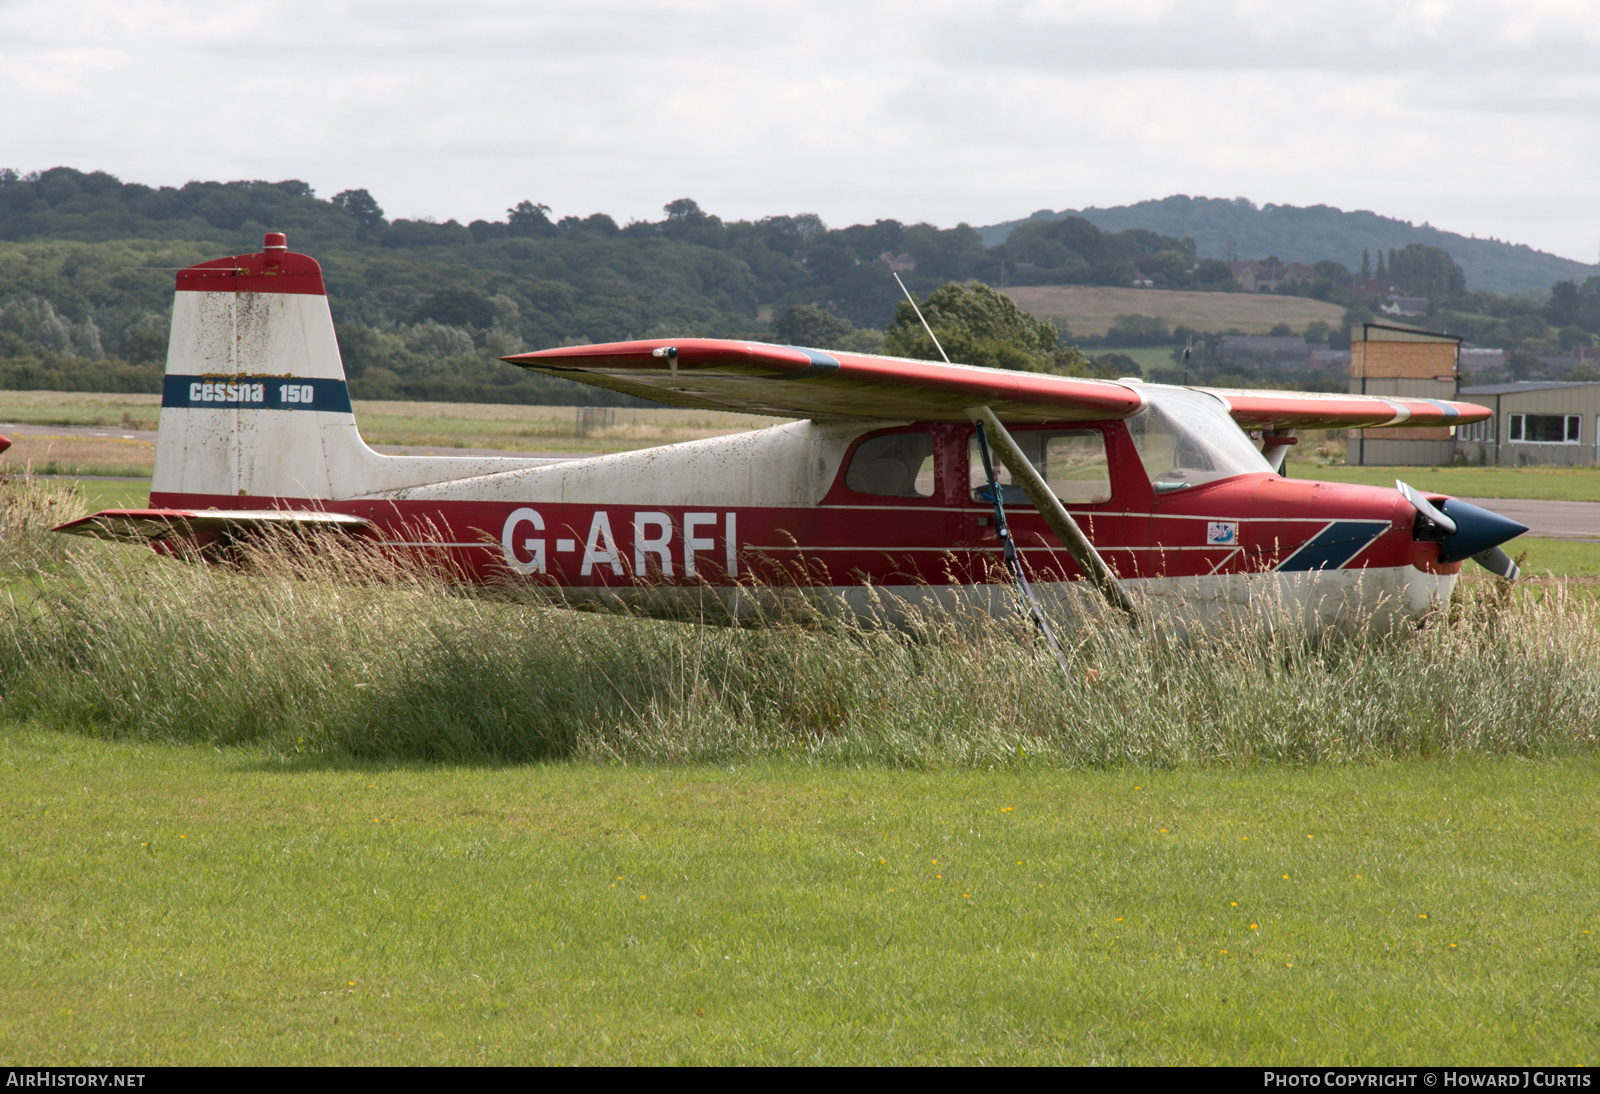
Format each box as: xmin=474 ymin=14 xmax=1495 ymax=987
xmin=1 ymin=391 xmax=792 ymax=474
xmin=0 ymin=435 xmax=155 ymax=478
xmin=1005 ymin=286 xmax=1347 ymax=338
xmin=350 ymin=400 xmax=790 ymax=454
xmin=1086 ymin=345 xmax=1178 ymax=374
xmin=0 ymin=391 xmax=161 ymax=430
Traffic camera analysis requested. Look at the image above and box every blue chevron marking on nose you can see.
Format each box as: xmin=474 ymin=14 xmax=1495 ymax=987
xmin=1275 ymin=520 xmax=1391 ymax=573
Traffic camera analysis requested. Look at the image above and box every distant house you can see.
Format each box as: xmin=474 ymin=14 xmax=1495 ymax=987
xmin=1551 ymin=346 xmax=1600 ymax=368
xmin=1310 ymin=347 xmax=1353 ymax=370
xmin=1349 ymin=279 xmax=1401 ymax=298
xmin=1458 ymin=348 xmax=1506 ymax=374
xmin=1380 ymin=296 xmax=1429 ymax=317
xmin=1455 ymin=381 xmax=1600 ymax=466
xmin=1535 ymin=347 xmax=1600 ymax=377
xmin=1229 ymin=261 xmax=1319 ymax=292
xmin=877 ymin=251 xmax=917 ymax=272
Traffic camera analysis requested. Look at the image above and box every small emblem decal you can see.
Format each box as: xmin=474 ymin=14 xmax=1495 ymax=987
xmin=1206 ymin=521 xmax=1239 ymax=546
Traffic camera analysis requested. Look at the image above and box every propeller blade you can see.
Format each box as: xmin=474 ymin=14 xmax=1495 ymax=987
xmin=1396 ymin=479 xmax=1456 ymax=534
xmin=1471 ymin=546 xmax=1520 ymax=581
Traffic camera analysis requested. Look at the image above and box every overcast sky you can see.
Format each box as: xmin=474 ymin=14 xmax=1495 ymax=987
xmin=4 ymin=0 xmax=1599 ymax=262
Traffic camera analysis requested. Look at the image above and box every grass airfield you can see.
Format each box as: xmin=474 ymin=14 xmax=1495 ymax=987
xmin=0 ymin=391 xmax=788 ymax=476
xmin=5 ymin=399 xmax=1600 ymax=1064
xmin=5 ymin=730 xmax=1597 ymax=1065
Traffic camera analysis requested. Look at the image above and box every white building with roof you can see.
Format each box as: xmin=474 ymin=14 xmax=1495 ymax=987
xmin=1454 ymin=381 xmax=1600 ymax=465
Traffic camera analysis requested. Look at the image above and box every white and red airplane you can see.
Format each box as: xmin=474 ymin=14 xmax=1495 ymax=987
xmin=52 ymin=234 xmax=1526 ymax=630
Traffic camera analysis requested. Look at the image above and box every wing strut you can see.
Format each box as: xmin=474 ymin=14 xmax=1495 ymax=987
xmin=967 ymin=405 xmax=1142 ymax=628
xmin=972 ymin=418 xmax=1074 ymax=680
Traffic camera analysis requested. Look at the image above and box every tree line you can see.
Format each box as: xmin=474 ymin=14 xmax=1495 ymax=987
xmin=2 ymin=166 xmax=1596 ymax=400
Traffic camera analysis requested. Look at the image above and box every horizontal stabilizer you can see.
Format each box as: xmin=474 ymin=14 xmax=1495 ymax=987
xmin=54 ymin=508 xmax=370 ymax=544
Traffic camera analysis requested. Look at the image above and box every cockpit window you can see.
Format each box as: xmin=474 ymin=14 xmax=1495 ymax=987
xmin=1127 ymin=388 xmax=1273 ymax=493
xmin=968 ymin=428 xmax=1112 ymax=505
xmin=845 ymin=432 xmax=936 ymax=497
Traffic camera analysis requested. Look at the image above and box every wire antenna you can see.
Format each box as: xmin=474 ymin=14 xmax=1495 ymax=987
xmin=892 ymin=272 xmax=951 ymax=364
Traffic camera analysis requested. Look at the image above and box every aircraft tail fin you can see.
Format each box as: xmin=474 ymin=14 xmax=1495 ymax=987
xmin=151 ymin=233 xmax=369 ymax=505
xmin=149 ymin=234 xmax=555 ymax=508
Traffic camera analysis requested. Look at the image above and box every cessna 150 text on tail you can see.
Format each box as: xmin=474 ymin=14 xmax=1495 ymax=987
xmin=52 ymin=234 xmax=1528 ymax=630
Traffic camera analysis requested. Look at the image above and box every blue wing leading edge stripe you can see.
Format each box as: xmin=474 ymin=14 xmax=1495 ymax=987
xmin=1274 ymin=520 xmax=1391 ymax=572
xmin=1419 ymin=399 xmax=1462 ymax=422
xmin=787 ymin=349 xmax=841 ymax=378
xmin=162 ymin=375 xmax=353 ymax=413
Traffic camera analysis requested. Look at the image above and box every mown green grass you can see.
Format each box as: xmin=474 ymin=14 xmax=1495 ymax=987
xmin=70 ymin=479 xmax=150 ymax=513
xmin=3 ymin=727 xmax=1596 ymax=1065
xmin=1286 ymin=461 xmax=1600 ymax=503
xmin=1512 ymin=538 xmax=1600 ymax=579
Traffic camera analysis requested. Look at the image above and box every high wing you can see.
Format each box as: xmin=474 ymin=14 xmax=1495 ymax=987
xmin=507 ymin=338 xmax=1143 ymax=423
xmin=506 ymin=338 xmax=1488 ymax=429
xmin=55 ymin=508 xmax=370 ymax=544
xmin=1199 ymin=388 xmax=1486 ymax=431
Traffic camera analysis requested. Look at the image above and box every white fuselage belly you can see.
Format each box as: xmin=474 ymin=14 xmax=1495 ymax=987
xmin=538 ymin=565 xmax=1456 ymax=632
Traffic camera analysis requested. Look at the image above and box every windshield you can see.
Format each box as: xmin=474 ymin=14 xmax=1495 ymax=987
xmin=1126 ymin=387 xmax=1273 ymax=492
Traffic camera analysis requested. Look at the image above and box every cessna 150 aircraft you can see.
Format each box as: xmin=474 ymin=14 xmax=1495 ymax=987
xmin=53 ymin=234 xmax=1527 ymax=631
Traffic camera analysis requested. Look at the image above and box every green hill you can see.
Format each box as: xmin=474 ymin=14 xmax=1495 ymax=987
xmin=978 ymin=195 xmax=1598 ymax=295
xmin=4 ymin=167 xmax=1599 ymax=404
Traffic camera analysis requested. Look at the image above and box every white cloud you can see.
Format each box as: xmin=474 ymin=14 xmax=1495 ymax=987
xmin=1 ymin=0 xmax=1597 ymax=262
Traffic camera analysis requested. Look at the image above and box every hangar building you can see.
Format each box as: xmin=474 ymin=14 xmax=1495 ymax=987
xmin=1454 ymin=381 xmax=1600 ymax=466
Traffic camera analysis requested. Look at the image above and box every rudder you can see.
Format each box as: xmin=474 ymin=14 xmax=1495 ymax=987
xmin=151 ymin=232 xmax=362 ymax=505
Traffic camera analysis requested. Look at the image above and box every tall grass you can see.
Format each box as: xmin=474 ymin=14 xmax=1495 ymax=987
xmin=0 ymin=472 xmax=89 ymax=573
xmin=2 ymin=476 xmax=1596 ymax=767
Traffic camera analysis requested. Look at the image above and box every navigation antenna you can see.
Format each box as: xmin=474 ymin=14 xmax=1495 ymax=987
xmin=892 ymin=272 xmax=951 ymax=364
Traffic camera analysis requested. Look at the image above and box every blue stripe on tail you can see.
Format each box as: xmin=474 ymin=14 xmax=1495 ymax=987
xmin=162 ymin=375 xmax=352 ymax=413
